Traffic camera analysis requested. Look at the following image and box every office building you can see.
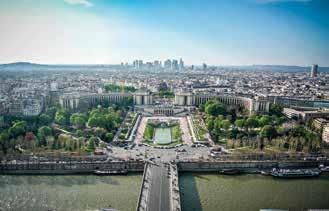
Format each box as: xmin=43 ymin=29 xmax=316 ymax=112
xmin=172 ymin=60 xmax=179 ymax=71
xmin=311 ymin=64 xmax=318 ymax=77
xmin=164 ymin=59 xmax=172 ymax=70
xmin=179 ymin=58 xmax=184 ymax=71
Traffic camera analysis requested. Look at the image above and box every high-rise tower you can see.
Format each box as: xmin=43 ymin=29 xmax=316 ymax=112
xmin=310 ymin=64 xmax=318 ymax=77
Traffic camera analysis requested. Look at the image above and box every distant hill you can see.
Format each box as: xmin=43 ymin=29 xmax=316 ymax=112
xmin=223 ymin=64 xmax=329 ymax=72
xmin=0 ymin=62 xmax=120 ymax=72
xmin=250 ymin=65 xmax=329 ymax=72
xmin=0 ymin=62 xmax=44 ymax=67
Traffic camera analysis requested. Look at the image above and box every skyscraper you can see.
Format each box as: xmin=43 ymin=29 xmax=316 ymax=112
xmin=154 ymin=60 xmax=160 ymax=69
xmin=138 ymin=60 xmax=143 ymax=69
xmin=310 ymin=64 xmax=318 ymax=77
xmin=164 ymin=59 xmax=172 ymax=70
xmin=172 ymin=60 xmax=179 ymax=71
xmin=202 ymin=63 xmax=207 ymax=71
xmin=132 ymin=60 xmax=138 ymax=69
xmin=179 ymin=58 xmax=184 ymax=71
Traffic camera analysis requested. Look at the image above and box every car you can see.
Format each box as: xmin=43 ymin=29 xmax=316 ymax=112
xmin=106 ymin=146 xmax=113 ymax=152
xmin=303 ymin=157 xmax=317 ymax=161
xmin=316 ymin=157 xmax=327 ymax=161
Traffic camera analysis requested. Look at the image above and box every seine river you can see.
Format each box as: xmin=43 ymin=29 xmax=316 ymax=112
xmin=1 ymin=173 xmax=329 ymax=211
xmin=0 ymin=174 xmax=142 ymax=211
xmin=180 ymin=173 xmax=329 ymax=211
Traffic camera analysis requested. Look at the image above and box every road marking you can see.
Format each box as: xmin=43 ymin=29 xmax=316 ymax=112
xmin=158 ymin=165 xmax=163 ymax=211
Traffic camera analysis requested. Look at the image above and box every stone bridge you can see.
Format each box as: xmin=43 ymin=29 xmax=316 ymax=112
xmin=136 ymin=162 xmax=181 ymax=211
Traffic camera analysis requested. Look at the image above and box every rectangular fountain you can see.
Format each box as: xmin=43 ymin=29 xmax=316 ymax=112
xmin=154 ymin=127 xmax=172 ymax=145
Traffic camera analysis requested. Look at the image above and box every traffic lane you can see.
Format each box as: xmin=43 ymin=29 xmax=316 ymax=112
xmin=147 ymin=164 xmax=170 ymax=211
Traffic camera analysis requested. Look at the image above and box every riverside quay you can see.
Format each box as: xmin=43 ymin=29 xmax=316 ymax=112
xmin=1 ymin=153 xmax=329 ymax=211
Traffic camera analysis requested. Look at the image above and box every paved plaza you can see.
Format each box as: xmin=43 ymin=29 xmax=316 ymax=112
xmin=135 ymin=116 xmax=193 ymax=146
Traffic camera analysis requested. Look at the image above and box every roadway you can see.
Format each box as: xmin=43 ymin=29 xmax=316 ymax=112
xmin=146 ymin=163 xmax=170 ymax=211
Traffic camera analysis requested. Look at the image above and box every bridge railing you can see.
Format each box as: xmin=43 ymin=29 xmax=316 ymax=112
xmin=136 ymin=162 xmax=149 ymax=211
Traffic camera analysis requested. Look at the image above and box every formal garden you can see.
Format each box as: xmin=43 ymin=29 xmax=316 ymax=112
xmin=143 ymin=119 xmax=182 ymax=147
xmin=116 ymin=111 xmax=140 ymax=142
xmin=0 ymin=104 xmax=129 ymax=156
xmin=200 ymin=99 xmax=323 ymax=154
xmin=190 ymin=114 xmax=209 ymax=142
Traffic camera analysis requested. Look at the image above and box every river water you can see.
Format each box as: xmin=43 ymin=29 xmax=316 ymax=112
xmin=1 ymin=173 xmax=329 ymax=211
xmin=0 ymin=174 xmax=142 ymax=211
xmin=180 ymin=173 xmax=329 ymax=211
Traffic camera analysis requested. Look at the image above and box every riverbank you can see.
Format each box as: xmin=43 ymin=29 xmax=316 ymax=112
xmin=1 ymin=160 xmax=328 ymax=175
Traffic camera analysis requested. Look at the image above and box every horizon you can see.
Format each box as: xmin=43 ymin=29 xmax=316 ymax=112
xmin=0 ymin=61 xmax=327 ymax=68
xmin=0 ymin=0 xmax=328 ymax=66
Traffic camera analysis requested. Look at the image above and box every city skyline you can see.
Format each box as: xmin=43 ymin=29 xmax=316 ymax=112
xmin=0 ymin=0 xmax=328 ymax=66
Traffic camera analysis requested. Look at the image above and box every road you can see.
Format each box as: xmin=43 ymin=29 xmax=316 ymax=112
xmin=109 ymin=143 xmax=210 ymax=162
xmin=147 ymin=163 xmax=170 ymax=211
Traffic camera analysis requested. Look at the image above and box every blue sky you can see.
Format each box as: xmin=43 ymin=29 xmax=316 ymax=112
xmin=0 ymin=0 xmax=328 ymax=66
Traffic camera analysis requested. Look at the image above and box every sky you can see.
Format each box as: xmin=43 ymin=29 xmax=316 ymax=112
xmin=0 ymin=0 xmax=328 ymax=66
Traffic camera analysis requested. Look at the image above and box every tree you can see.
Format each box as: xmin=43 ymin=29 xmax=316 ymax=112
xmin=258 ymin=115 xmax=271 ymax=127
xmin=94 ymin=127 xmax=107 ymax=138
xmin=46 ymin=106 xmax=57 ymax=119
xmin=88 ymin=136 xmax=97 ymax=150
xmin=105 ymin=132 xmax=114 ymax=142
xmin=105 ymin=114 xmax=117 ymax=131
xmin=206 ymin=119 xmax=215 ymax=131
xmin=269 ymin=104 xmax=283 ymax=116
xmin=70 ymin=113 xmax=87 ymax=128
xmin=229 ymin=128 xmax=239 ymax=139
xmin=37 ymin=126 xmax=52 ymax=146
xmin=55 ymin=114 xmax=68 ymax=126
xmin=38 ymin=126 xmax=52 ymax=137
xmin=55 ymin=110 xmax=69 ymax=126
xmin=260 ymin=125 xmax=277 ymax=141
xmin=76 ymin=129 xmax=84 ymax=137
xmin=88 ymin=116 xmax=105 ymax=128
xmin=246 ymin=117 xmax=259 ymax=129
xmin=39 ymin=114 xmax=52 ymax=126
xmin=220 ymin=120 xmax=231 ymax=131
xmin=0 ymin=131 xmax=9 ymax=154
xmin=205 ymin=101 xmax=226 ymax=117
xmin=24 ymin=132 xmax=36 ymax=142
xmin=276 ymin=126 xmax=285 ymax=136
xmin=8 ymin=121 xmax=27 ymax=138
xmin=235 ymin=119 xmax=246 ymax=129
xmin=277 ymin=116 xmax=286 ymax=125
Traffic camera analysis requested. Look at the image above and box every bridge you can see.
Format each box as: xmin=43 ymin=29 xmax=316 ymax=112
xmin=136 ymin=162 xmax=181 ymax=211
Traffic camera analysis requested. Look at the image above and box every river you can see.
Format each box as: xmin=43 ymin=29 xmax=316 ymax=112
xmin=180 ymin=173 xmax=329 ymax=211
xmin=1 ymin=173 xmax=329 ymax=211
xmin=0 ymin=174 xmax=142 ymax=211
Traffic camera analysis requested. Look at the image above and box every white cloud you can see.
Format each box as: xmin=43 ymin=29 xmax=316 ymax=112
xmin=64 ymin=0 xmax=93 ymax=7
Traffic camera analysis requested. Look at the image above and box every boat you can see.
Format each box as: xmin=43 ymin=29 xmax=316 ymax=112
xmin=260 ymin=209 xmax=288 ymax=211
xmin=260 ymin=170 xmax=270 ymax=176
xmin=94 ymin=170 xmax=128 ymax=175
xmin=220 ymin=169 xmax=242 ymax=175
xmin=319 ymin=164 xmax=329 ymax=172
xmin=270 ymin=168 xmax=321 ymax=178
